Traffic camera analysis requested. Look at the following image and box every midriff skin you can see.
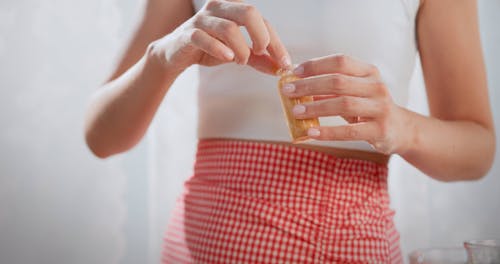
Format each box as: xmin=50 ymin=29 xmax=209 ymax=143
xmin=204 ymin=137 xmax=390 ymax=165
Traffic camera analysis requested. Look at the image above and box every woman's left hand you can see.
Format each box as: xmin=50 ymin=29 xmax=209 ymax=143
xmin=281 ymin=54 xmax=412 ymax=155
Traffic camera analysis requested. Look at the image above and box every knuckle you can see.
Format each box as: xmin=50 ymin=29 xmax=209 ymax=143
xmin=334 ymin=53 xmax=348 ymax=68
xmin=310 ymin=102 xmax=326 ymax=116
xmin=339 ymin=96 xmax=353 ymax=113
xmin=368 ymin=64 xmax=380 ymax=75
xmin=191 ymin=15 xmax=203 ymax=27
xmin=373 ymin=81 xmax=387 ymax=95
xmin=219 ymin=21 xmax=238 ymax=36
xmin=205 ymin=0 xmax=221 ymax=10
xmin=330 ymin=74 xmax=346 ymax=90
xmin=188 ymin=28 xmax=202 ymax=42
xmin=344 ymin=126 xmax=358 ymax=138
xmin=241 ymin=4 xmax=258 ymax=21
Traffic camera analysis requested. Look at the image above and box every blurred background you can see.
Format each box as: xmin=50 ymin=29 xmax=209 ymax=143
xmin=0 ymin=0 xmax=499 ymax=263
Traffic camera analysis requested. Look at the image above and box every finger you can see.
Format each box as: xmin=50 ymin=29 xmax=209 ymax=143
xmin=292 ymin=96 xmax=383 ymax=119
xmin=188 ymin=28 xmax=235 ymax=62
xmin=264 ymin=19 xmax=292 ymax=69
xmin=199 ymin=54 xmax=228 ymax=66
xmin=306 ymin=122 xmax=379 ymax=141
xmin=193 ymin=15 xmax=250 ymax=64
xmin=205 ymin=0 xmax=270 ymax=56
xmin=341 ymin=116 xmax=363 ymax=124
xmin=293 ymin=54 xmax=379 ymax=78
xmin=312 ymin=95 xmax=338 ymax=101
xmin=281 ymin=74 xmax=378 ymax=98
xmin=247 ymin=53 xmax=281 ymax=75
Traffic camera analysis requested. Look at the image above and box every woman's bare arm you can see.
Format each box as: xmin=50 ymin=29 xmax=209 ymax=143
xmin=84 ymin=0 xmax=291 ymax=158
xmin=399 ymin=0 xmax=495 ymax=181
xmin=84 ymin=0 xmax=194 ymax=158
xmin=282 ymin=0 xmax=495 ymax=181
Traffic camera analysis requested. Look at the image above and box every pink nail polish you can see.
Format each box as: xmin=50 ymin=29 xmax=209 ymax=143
xmin=292 ymin=104 xmax=306 ymax=115
xmin=293 ymin=65 xmax=304 ymax=76
xmin=224 ymin=50 xmax=235 ymax=60
xmin=308 ymin=128 xmax=321 ymax=137
xmin=277 ymin=70 xmax=320 ymax=143
xmin=282 ymin=83 xmax=295 ymax=93
xmin=253 ymin=49 xmax=265 ymax=56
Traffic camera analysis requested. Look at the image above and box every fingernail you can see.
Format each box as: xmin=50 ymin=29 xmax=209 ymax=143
xmin=308 ymin=128 xmax=321 ymax=137
xmin=235 ymin=57 xmax=245 ymax=65
xmin=224 ymin=50 xmax=235 ymax=60
xmin=253 ymin=48 xmax=265 ymax=56
xmin=281 ymin=56 xmax=292 ymax=68
xmin=242 ymin=56 xmax=249 ymax=65
xmin=292 ymin=104 xmax=306 ymax=115
xmin=293 ymin=65 xmax=304 ymax=76
xmin=282 ymin=83 xmax=295 ymax=93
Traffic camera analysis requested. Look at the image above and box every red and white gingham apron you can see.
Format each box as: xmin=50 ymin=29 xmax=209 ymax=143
xmin=162 ymin=139 xmax=403 ymax=263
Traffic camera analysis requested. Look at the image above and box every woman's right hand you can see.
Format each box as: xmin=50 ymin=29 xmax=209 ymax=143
xmin=148 ymin=0 xmax=292 ymax=75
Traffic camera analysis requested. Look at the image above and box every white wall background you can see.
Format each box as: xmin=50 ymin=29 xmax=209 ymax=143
xmin=0 ymin=1 xmax=498 ymax=264
xmin=0 ymin=0 xmax=142 ymax=263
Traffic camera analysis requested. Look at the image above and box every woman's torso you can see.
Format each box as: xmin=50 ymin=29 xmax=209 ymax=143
xmin=193 ymin=0 xmax=420 ymax=153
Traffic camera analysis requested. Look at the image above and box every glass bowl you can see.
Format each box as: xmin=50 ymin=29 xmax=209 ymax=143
xmin=464 ymin=239 xmax=500 ymax=264
xmin=409 ymin=247 xmax=467 ymax=264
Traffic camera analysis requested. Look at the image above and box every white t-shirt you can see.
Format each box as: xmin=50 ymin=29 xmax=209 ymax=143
xmin=193 ymin=0 xmax=420 ymax=152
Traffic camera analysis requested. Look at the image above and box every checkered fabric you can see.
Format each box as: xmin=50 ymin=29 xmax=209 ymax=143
xmin=162 ymin=139 xmax=402 ymax=263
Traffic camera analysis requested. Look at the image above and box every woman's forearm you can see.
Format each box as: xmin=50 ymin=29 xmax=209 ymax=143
xmin=403 ymin=0 xmax=496 ymax=181
xmin=84 ymin=46 xmax=184 ymax=158
xmin=398 ymin=106 xmax=496 ymax=182
xmin=284 ymin=54 xmax=495 ymax=182
xmin=84 ymin=0 xmax=294 ymax=159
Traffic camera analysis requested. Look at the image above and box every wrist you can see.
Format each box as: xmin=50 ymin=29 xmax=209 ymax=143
xmin=394 ymin=106 xmax=419 ymax=156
